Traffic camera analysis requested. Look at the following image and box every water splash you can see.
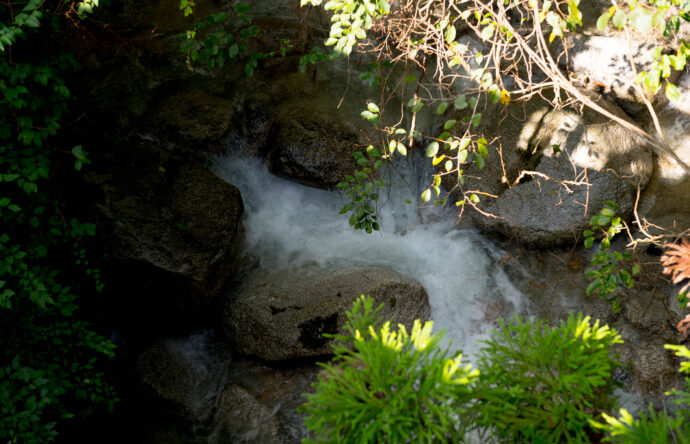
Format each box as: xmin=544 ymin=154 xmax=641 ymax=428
xmin=212 ymin=154 xmax=523 ymax=357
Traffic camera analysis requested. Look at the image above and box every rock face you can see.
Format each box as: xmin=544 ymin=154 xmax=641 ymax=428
xmin=266 ymin=112 xmax=360 ymax=188
xmin=470 ymin=95 xmax=653 ymax=247
xmin=97 ymin=142 xmax=244 ymax=315
xmin=136 ymin=333 xmax=229 ymax=420
xmin=145 ymin=90 xmax=235 ymax=154
xmin=212 ymin=385 xmax=281 ymax=443
xmin=223 ymin=266 xmax=431 ymax=361
xmin=638 ymin=70 xmax=690 ymax=235
xmin=555 ymin=35 xmax=675 ymax=114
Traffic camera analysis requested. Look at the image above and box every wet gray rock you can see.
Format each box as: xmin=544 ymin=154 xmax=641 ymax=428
xmin=136 ymin=334 xmax=229 ymax=419
xmin=472 ymin=95 xmax=653 ymax=247
xmin=266 ymin=113 xmax=359 ymax=188
xmin=212 ymin=385 xmax=281 ymax=443
xmin=223 ymin=266 xmax=431 ymax=361
xmin=97 ymin=142 xmax=243 ymax=313
xmin=145 ymin=89 xmax=235 ymax=155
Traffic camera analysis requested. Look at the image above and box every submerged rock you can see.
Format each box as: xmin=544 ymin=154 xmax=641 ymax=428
xmin=212 ymin=384 xmax=281 ymax=443
xmin=223 ymin=266 xmax=431 ymax=361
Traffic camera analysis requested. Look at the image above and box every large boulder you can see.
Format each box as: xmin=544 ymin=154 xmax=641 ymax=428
xmin=96 ymin=142 xmax=244 ymax=315
xmin=223 ymin=266 xmax=431 ymax=361
xmin=144 ymin=90 xmax=236 ymax=155
xmin=470 ymin=95 xmax=653 ymax=247
xmin=266 ymin=111 xmax=360 ymax=188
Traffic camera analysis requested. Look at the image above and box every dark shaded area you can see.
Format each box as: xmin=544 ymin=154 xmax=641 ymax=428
xmin=298 ymin=313 xmax=339 ymax=350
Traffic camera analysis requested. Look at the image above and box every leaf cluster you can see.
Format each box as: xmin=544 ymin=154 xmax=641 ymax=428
xmin=584 ymin=201 xmax=639 ymax=312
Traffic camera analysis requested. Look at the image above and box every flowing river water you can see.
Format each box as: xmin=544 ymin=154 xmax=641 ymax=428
xmin=145 ymin=152 xmax=647 ymax=443
xmin=212 ymin=154 xmax=525 ymax=357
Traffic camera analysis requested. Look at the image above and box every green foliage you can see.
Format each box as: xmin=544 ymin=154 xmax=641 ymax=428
xmin=475 ymin=313 xmax=623 ymax=443
xmin=301 ymin=0 xmax=391 ymax=56
xmin=584 ymin=201 xmax=639 ymax=312
xmin=591 ymin=344 xmax=690 ymax=443
xmin=336 ymin=145 xmax=384 ymax=233
xmin=303 ymin=296 xmax=623 ymax=443
xmin=1 ymin=0 xmax=116 ymax=441
xmin=179 ymin=3 xmax=293 ymax=74
xmin=596 ymin=0 xmax=690 ymax=102
xmin=300 ymin=295 xmax=479 ymax=442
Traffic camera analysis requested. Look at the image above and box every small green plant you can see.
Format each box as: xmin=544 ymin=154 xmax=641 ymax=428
xmin=300 ymin=295 xmax=479 ymax=442
xmin=336 ymin=146 xmax=384 ymax=233
xmin=475 ymin=313 xmax=624 ymax=443
xmin=591 ymin=344 xmax=690 ymax=443
xmin=584 ymin=201 xmax=639 ymax=312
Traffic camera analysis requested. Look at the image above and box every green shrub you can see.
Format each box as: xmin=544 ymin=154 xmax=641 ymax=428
xmin=475 ymin=313 xmax=623 ymax=443
xmin=300 ymin=295 xmax=479 ymax=443
xmin=301 ymin=296 xmax=624 ymax=443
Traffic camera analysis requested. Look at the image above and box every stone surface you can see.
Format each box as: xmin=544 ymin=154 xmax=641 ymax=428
xmin=136 ymin=334 xmax=229 ymax=419
xmin=145 ymin=89 xmax=235 ymax=155
xmin=223 ymin=266 xmax=431 ymax=361
xmin=212 ymin=385 xmax=281 ymax=443
xmin=638 ymin=70 xmax=690 ymax=235
xmin=554 ymin=34 xmax=678 ymax=115
xmin=266 ymin=112 xmax=360 ymax=188
xmin=96 ymin=142 xmax=244 ymax=313
xmin=471 ymin=95 xmax=653 ymax=247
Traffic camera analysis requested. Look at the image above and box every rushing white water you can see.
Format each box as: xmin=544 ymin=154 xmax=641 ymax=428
xmin=212 ymin=154 xmax=524 ymax=357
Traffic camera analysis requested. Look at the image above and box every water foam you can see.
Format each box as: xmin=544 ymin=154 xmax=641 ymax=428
xmin=212 ymin=155 xmax=523 ymax=357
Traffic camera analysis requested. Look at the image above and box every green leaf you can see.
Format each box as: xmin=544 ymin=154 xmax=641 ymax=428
xmin=630 ymin=8 xmax=653 ymax=33
xmin=600 ymin=207 xmax=615 ymax=217
xmin=471 ymin=113 xmax=482 ymax=127
xmin=444 ymin=25 xmax=456 ymax=43
xmin=474 ymin=154 xmax=484 ymax=169
xmin=584 ymin=237 xmax=594 ymax=248
xmin=458 ymin=149 xmax=468 ymax=163
xmin=398 ymin=144 xmax=408 ymax=156
xmin=631 ymin=264 xmax=641 ymax=276
xmin=666 ymin=83 xmax=681 ymax=102
xmin=367 ymin=102 xmax=380 ymax=113
xmin=612 ymin=10 xmax=627 ymax=30
xmin=421 ymin=188 xmax=431 ymax=202
xmin=411 ymin=102 xmax=423 ymax=113
xmin=597 ymin=13 xmax=610 ymax=31
xmin=443 ymin=119 xmax=457 ymax=130
xmin=586 ymin=279 xmax=602 ymax=295
xmin=436 ymin=102 xmax=448 ymax=114
xmin=426 ymin=141 xmax=439 ymax=157
xmin=404 ymin=74 xmax=416 ymax=83
xmin=454 ymin=94 xmax=467 ymax=110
